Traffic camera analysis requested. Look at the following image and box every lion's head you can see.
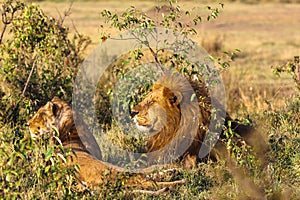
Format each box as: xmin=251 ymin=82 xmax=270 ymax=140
xmin=132 ymin=83 xmax=182 ymax=135
xmin=28 ymin=97 xmax=102 ymax=160
xmin=132 ymin=73 xmax=212 ymax=165
xmin=28 ymin=97 xmax=71 ymax=139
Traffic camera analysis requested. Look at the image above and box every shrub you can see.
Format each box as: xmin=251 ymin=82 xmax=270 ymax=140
xmin=0 ymin=1 xmax=91 ymax=198
xmin=0 ymin=0 xmax=90 ymax=124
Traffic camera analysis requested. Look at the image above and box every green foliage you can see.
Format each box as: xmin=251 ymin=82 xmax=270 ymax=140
xmin=99 ymin=0 xmax=225 ymax=72
xmin=266 ymin=96 xmax=300 ymax=185
xmin=270 ymin=59 xmax=300 ymax=194
xmin=0 ymin=126 xmax=79 ymax=199
xmin=96 ymin=1 xmax=231 ymax=129
xmin=0 ymin=0 xmax=91 ymax=198
xmin=0 ymin=3 xmax=88 ymax=102
xmin=100 ymin=1 xmax=224 ymax=39
xmin=273 ymin=56 xmax=300 ymax=91
xmin=0 ymin=95 xmax=32 ymax=126
xmin=0 ymin=0 xmax=90 ymax=124
xmin=223 ymin=118 xmax=259 ymax=170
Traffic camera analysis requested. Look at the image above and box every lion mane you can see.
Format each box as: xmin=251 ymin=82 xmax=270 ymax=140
xmin=132 ymin=72 xmax=251 ymax=167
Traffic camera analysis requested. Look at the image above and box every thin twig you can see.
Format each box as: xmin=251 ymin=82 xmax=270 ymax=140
xmin=56 ymin=2 xmax=73 ymax=26
xmin=22 ymin=58 xmax=37 ymax=96
xmin=294 ymin=56 xmax=300 ymax=90
xmin=156 ymin=179 xmax=186 ymax=186
xmin=131 ymin=187 xmax=169 ymax=196
xmin=131 ymin=31 xmax=165 ymax=74
xmin=0 ymin=9 xmax=12 ymax=44
xmin=0 ymin=21 xmax=7 ymax=44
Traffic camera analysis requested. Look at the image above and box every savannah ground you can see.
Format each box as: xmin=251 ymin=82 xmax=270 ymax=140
xmin=0 ymin=0 xmax=299 ymax=199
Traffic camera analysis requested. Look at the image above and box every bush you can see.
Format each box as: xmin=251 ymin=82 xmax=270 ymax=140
xmin=0 ymin=0 xmax=90 ymax=124
xmin=0 ymin=126 xmax=79 ymax=199
xmin=0 ymin=1 xmax=91 ymax=198
xmin=267 ymin=96 xmax=300 ymax=183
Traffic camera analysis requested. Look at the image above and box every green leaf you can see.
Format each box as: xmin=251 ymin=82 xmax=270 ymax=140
xmin=36 ymin=167 xmax=41 ymax=178
xmin=45 ymin=148 xmax=54 ymax=161
xmin=7 ymin=153 xmax=15 ymax=166
xmin=44 ymin=165 xmax=51 ymax=173
xmin=227 ymin=120 xmax=231 ymax=128
xmin=190 ymin=93 xmax=196 ymax=102
xmin=5 ymin=173 xmax=11 ymax=182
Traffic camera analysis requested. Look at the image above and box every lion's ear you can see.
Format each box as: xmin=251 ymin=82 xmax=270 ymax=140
xmin=52 ymin=96 xmax=61 ymax=102
xmin=162 ymin=86 xmax=182 ymax=105
xmin=48 ymin=101 xmax=59 ymax=117
xmin=50 ymin=97 xmax=62 ymax=117
xmin=52 ymin=102 xmax=59 ymax=117
xmin=173 ymin=91 xmax=182 ymax=105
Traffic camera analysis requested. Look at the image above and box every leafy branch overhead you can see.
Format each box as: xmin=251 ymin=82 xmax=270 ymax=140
xmin=100 ymin=1 xmax=224 ymax=40
xmin=95 ymin=1 xmax=234 ymax=130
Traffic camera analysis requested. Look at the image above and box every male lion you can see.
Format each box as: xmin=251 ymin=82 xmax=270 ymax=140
xmin=132 ymin=73 xmax=252 ymax=167
xmin=27 ymin=97 xmax=185 ymax=189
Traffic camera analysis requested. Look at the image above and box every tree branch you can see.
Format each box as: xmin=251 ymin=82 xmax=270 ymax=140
xmin=156 ymin=179 xmax=186 ymax=186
